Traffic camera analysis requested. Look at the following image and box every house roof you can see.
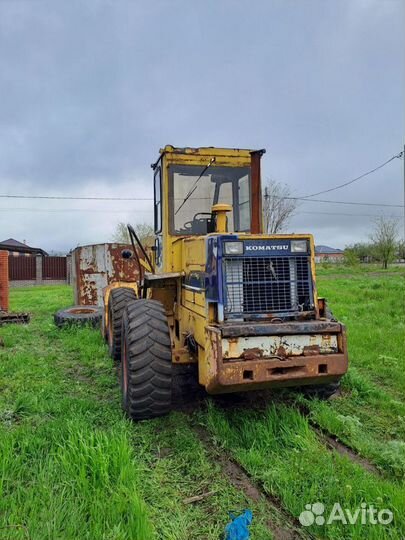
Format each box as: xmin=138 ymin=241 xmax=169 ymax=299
xmin=0 ymin=238 xmax=48 ymax=256
xmin=315 ymin=245 xmax=344 ymax=254
xmin=1 ymin=238 xmax=29 ymax=248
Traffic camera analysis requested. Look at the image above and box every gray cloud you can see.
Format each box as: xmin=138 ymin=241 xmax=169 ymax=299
xmin=0 ymin=0 xmax=403 ymax=251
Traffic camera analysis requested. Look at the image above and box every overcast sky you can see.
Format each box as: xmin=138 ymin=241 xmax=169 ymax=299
xmin=0 ymin=0 xmax=403 ymax=252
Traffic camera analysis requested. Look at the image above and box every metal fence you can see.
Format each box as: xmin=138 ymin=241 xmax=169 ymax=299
xmin=9 ymin=256 xmax=36 ymax=280
xmin=8 ymin=255 xmax=68 ymax=282
xmin=42 ymin=257 xmax=67 ymax=280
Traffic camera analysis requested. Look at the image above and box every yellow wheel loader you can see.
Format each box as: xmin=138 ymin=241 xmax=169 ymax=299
xmin=104 ymin=146 xmax=348 ymax=421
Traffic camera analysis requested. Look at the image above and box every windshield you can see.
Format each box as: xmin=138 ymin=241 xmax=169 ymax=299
xmin=169 ymin=164 xmax=251 ymax=235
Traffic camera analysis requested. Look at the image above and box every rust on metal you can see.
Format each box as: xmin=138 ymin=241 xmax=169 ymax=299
xmin=68 ymin=307 xmax=98 ymax=315
xmin=216 ymin=352 xmax=347 ymax=393
xmin=250 ymin=150 xmax=264 ymax=234
xmin=221 ymin=320 xmax=343 ymax=338
xmin=276 ymin=345 xmax=288 ymax=359
xmin=303 ymin=344 xmax=321 ymax=356
xmin=72 ymin=243 xmax=140 ymax=306
xmin=318 ymin=297 xmax=326 ymax=317
xmin=239 ymin=347 xmax=264 ymax=361
xmin=0 ymin=311 xmax=30 ymax=325
xmin=205 ymin=324 xmax=348 ymax=394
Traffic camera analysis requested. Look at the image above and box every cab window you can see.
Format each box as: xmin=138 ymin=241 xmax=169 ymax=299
xmin=154 ymin=166 xmax=162 ymax=233
xmin=169 ymin=165 xmax=251 ymax=235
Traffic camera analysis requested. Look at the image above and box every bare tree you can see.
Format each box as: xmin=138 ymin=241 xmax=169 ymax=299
xmin=369 ymin=217 xmax=398 ymax=269
xmin=112 ymin=222 xmax=155 ymax=247
xmin=262 ymin=179 xmax=298 ymax=233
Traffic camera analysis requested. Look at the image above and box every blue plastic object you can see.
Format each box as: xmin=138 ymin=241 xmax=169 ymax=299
xmin=224 ymin=509 xmax=253 ymax=540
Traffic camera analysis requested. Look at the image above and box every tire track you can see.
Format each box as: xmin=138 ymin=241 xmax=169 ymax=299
xmin=191 ymin=422 xmax=312 ymax=540
xmin=294 ymin=400 xmax=381 ymax=476
xmin=173 ymin=387 xmax=381 ymax=479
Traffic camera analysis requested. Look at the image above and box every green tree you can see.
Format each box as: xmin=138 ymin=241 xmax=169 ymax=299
xmin=369 ymin=218 xmax=398 ymax=269
xmin=344 ymin=242 xmax=375 ymax=264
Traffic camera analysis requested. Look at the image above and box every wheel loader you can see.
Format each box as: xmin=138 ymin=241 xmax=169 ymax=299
xmin=103 ymin=145 xmax=348 ymax=420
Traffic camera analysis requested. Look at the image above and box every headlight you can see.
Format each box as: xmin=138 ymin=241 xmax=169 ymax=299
xmin=291 ymin=240 xmax=308 ymax=253
xmin=224 ymin=241 xmax=244 ymax=255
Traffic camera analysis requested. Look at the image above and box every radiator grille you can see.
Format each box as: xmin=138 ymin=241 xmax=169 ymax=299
xmin=223 ymin=256 xmax=313 ymax=318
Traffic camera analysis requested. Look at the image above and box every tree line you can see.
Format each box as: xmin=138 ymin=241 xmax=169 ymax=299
xmin=345 ymin=217 xmax=403 ymax=269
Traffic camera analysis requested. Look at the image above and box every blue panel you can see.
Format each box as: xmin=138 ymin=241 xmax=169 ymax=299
xmin=206 ymin=235 xmax=239 ymax=322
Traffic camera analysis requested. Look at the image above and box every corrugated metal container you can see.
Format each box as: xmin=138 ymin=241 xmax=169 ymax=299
xmin=72 ymin=243 xmax=140 ymax=306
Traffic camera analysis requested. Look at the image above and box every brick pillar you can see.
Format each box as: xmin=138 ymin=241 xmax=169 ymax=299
xmin=0 ymin=251 xmax=9 ymax=311
xmin=36 ymin=255 xmax=43 ymax=285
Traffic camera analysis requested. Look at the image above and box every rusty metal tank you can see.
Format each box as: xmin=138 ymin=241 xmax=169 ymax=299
xmin=71 ymin=243 xmax=140 ymax=306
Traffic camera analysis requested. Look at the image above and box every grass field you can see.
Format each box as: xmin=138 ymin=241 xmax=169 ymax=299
xmin=0 ymin=267 xmax=404 ymax=539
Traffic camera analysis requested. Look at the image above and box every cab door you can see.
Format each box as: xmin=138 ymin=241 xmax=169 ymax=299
xmin=153 ymin=165 xmax=163 ymax=269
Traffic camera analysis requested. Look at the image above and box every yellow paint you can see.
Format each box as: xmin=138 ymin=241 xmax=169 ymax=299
xmin=103 ymin=281 xmax=138 ymax=337
xmin=139 ymin=258 xmax=152 ymax=272
xmin=212 ymin=203 xmax=232 ymax=233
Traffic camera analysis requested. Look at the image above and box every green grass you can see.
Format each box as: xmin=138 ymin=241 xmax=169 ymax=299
xmin=1 ymin=273 xmax=404 ymax=539
xmin=0 ymin=286 xmax=277 ymax=540
xmin=298 ymin=272 xmax=405 ymax=480
xmin=200 ymin=402 xmax=405 ymax=540
xmin=315 ymin=263 xmax=405 ymax=276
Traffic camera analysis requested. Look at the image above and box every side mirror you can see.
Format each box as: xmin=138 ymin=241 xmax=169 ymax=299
xmin=121 ymin=249 xmax=133 ymax=260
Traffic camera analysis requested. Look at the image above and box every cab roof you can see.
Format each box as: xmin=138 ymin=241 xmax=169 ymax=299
xmin=151 ymin=145 xmax=265 ymax=169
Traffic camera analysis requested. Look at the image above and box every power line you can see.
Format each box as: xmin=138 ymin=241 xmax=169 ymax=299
xmin=0 ymin=207 xmax=150 ymax=214
xmin=1 ymin=206 xmax=401 ymax=219
xmin=283 ymin=196 xmax=402 ymax=208
xmin=299 ymin=151 xmax=404 ymax=199
xmin=0 ymin=194 xmax=153 ymax=201
xmin=0 ymin=192 xmax=402 ymax=208
xmin=296 ymin=210 xmax=403 ymax=219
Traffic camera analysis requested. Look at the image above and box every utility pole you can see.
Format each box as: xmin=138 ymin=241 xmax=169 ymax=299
xmin=403 ymin=143 xmax=405 ymax=241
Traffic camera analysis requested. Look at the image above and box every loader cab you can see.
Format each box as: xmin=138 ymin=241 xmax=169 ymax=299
xmin=152 ymin=146 xmax=265 ymax=271
xmin=169 ymin=165 xmax=251 ymax=235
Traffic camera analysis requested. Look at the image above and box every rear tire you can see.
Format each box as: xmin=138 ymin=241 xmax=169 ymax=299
xmin=121 ymin=299 xmax=172 ymax=420
xmin=107 ymin=288 xmax=137 ymax=361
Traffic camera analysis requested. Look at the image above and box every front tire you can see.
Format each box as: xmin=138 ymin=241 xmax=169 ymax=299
xmin=107 ymin=287 xmax=137 ymax=361
xmin=121 ymin=299 xmax=172 ymax=421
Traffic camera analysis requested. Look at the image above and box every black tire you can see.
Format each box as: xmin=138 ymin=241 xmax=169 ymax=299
xmin=324 ymin=301 xmax=337 ymax=322
xmin=120 ymin=299 xmax=172 ymax=420
xmin=301 ymin=381 xmax=341 ymax=400
xmin=54 ymin=305 xmax=102 ymax=328
xmin=107 ymin=287 xmax=137 ymax=361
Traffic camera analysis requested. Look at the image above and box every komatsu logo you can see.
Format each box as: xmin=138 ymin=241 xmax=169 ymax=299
xmin=245 ymin=244 xmax=289 ymax=251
